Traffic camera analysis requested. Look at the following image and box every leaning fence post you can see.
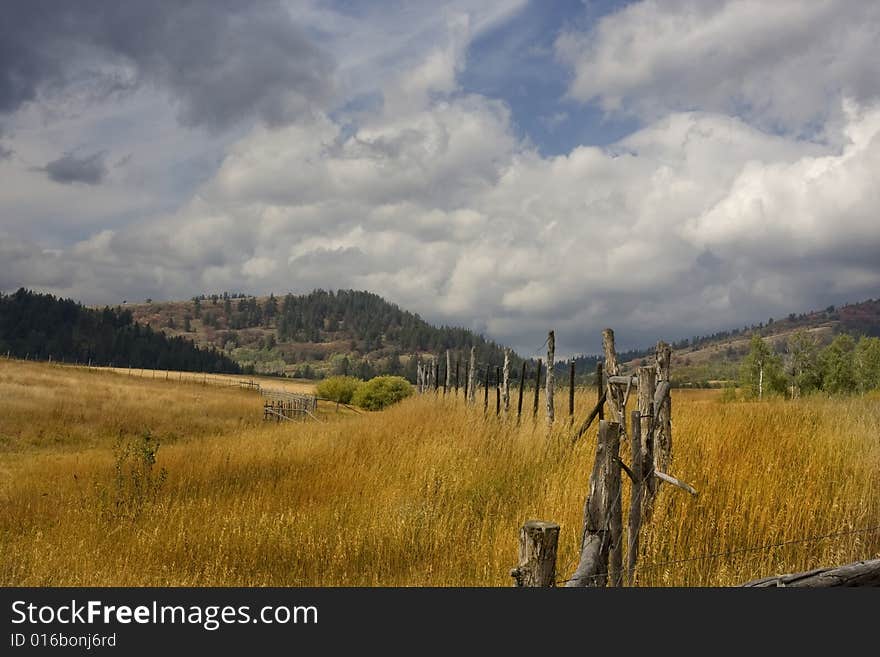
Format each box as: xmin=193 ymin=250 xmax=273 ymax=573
xmin=511 ymin=521 xmax=560 ymax=587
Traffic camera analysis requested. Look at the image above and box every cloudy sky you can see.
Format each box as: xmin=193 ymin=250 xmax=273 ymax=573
xmin=2 ymin=0 xmax=879 ymax=355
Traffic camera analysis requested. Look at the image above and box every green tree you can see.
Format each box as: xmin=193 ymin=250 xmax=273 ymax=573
xmin=316 ymin=376 xmax=361 ymax=407
xmin=351 ymin=375 xmax=413 ymax=410
xmin=786 ymin=330 xmax=822 ymax=395
xmin=854 ymin=336 xmax=880 ymax=392
xmin=739 ymin=335 xmax=785 ymax=399
xmin=820 ymin=334 xmax=857 ymax=394
xmin=329 ymin=353 xmax=351 ymax=376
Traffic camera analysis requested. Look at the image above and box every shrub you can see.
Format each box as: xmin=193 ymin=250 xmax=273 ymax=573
xmin=316 ymin=375 xmax=361 ymax=405
xmin=351 ymin=375 xmax=413 ymax=411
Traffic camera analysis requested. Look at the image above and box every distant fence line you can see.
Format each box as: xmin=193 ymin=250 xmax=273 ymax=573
xmin=2 ymin=350 xmax=266 ymax=392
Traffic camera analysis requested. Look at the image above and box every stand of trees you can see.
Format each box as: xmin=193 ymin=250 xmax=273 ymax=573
xmin=274 ymin=289 xmax=514 ymax=365
xmin=0 ymin=289 xmax=241 ymax=373
xmin=739 ymin=331 xmax=880 ymax=397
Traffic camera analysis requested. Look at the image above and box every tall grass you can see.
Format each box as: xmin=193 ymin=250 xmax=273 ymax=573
xmin=1 ymin=359 xmax=878 ymax=586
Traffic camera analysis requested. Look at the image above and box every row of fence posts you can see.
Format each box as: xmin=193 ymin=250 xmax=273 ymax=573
xmin=2 ymin=351 xmax=266 ymax=392
xmin=262 ymin=396 xmax=317 ymax=422
xmin=414 ymin=332 xmax=590 ymax=426
xmin=511 ymin=328 xmax=697 ymax=588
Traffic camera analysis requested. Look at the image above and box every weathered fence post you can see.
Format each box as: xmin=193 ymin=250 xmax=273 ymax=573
xmin=567 ymin=420 xmax=621 ymax=587
xmin=655 ymin=341 xmax=673 ymax=477
xmin=602 ymin=329 xmax=625 ymax=432
xmin=546 ymin=331 xmax=555 ymax=425
xmin=445 ymin=350 xmax=451 ymax=395
xmin=627 ymin=409 xmax=643 ymax=585
xmin=501 ymin=349 xmax=511 ymax=417
xmin=434 ymin=357 xmax=439 ymax=392
xmin=511 ymin=521 xmax=560 ymax=587
xmin=569 ymin=361 xmax=575 ymax=421
xmin=495 ymin=366 xmax=501 ymax=416
xmin=742 ymin=558 xmax=880 ymax=587
xmin=517 ymin=361 xmax=527 ymax=421
xmin=532 ymin=359 xmax=542 ymax=419
xmin=463 ymin=359 xmax=469 ymax=400
xmin=483 ymin=365 xmax=490 ymax=412
xmin=628 ymin=366 xmax=656 ymax=585
xmin=467 ymin=347 xmax=477 ymax=404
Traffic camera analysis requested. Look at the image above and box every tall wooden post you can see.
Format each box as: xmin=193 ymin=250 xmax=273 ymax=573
xmin=627 ymin=409 xmax=644 ymax=585
xmin=467 ymin=347 xmax=477 ymax=404
xmin=463 ymin=359 xmax=469 ymax=400
xmin=546 ymin=331 xmax=555 ymax=425
xmin=602 ymin=329 xmax=624 ymax=432
xmin=517 ymin=361 xmax=527 ymax=421
xmin=434 ymin=358 xmax=440 ymax=392
xmin=532 ymin=359 xmax=542 ymax=418
xmin=638 ymin=365 xmax=657 ymax=487
xmin=483 ymin=365 xmax=490 ymax=412
xmin=445 ymin=350 xmax=451 ymax=395
xmin=569 ymin=361 xmax=576 ymax=420
xmin=655 ymin=341 xmax=673 ymax=477
xmin=566 ymin=420 xmax=621 ymax=587
xmin=629 ymin=366 xmax=656 ymax=583
xmin=501 ymin=349 xmax=511 ymax=416
xmin=511 ymin=521 xmax=560 ymax=587
xmin=495 ymin=366 xmax=501 ymax=416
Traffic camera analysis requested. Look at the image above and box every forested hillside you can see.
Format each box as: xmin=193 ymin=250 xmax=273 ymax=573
xmin=0 ymin=289 xmax=241 ymax=373
xmin=125 ymin=289 xmax=517 ymax=379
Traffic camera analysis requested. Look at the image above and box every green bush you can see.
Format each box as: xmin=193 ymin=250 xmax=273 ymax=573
xmin=316 ymin=376 xmax=361 ymax=405
xmin=351 ymin=375 xmax=413 ymax=411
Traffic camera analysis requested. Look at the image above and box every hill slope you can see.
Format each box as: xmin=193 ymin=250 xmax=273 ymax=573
xmin=0 ymin=289 xmax=241 ymax=373
xmin=123 ymin=289 xmax=518 ymax=379
xmin=619 ymin=297 xmax=880 ymax=385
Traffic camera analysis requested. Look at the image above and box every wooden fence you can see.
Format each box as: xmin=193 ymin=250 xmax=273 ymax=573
xmin=503 ymin=327 xmax=878 ymax=588
xmin=261 ymin=389 xmax=320 ymax=423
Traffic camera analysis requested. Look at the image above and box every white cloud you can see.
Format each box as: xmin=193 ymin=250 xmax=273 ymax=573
xmin=45 ymin=95 xmax=877 ymax=354
xmin=557 ymin=0 xmax=880 ymax=134
xmin=5 ymin=1 xmax=880 ymax=355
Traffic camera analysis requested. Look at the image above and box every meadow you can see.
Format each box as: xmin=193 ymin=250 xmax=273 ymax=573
xmin=1 ymin=358 xmax=878 ymax=586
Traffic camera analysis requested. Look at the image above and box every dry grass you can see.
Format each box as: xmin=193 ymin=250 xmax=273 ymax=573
xmin=1 ymin=359 xmax=878 ymax=586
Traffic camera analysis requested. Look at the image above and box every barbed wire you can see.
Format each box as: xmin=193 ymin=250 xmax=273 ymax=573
xmin=554 ymin=523 xmax=880 ymax=586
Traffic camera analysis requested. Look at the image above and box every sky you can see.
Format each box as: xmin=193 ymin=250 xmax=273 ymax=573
xmin=2 ymin=0 xmax=880 ymax=356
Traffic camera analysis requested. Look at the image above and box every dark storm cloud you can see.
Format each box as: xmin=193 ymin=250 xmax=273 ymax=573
xmin=0 ymin=0 xmax=334 ymax=130
xmin=43 ymin=151 xmax=107 ymax=185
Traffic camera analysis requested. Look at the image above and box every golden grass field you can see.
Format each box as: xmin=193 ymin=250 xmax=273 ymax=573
xmin=1 ymin=358 xmax=878 ymax=586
